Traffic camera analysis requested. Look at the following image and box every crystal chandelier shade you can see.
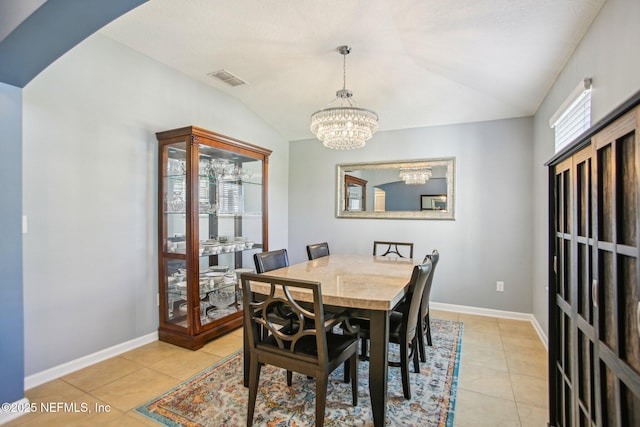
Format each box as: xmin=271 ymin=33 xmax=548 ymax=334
xmin=399 ymin=167 xmax=432 ymax=185
xmin=310 ymin=46 xmax=378 ymax=150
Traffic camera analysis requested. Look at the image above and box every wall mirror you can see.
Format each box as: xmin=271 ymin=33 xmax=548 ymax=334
xmin=336 ymin=157 xmax=455 ymax=219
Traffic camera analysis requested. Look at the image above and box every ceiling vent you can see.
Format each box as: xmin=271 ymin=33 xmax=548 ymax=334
xmin=207 ymin=69 xmax=247 ymax=87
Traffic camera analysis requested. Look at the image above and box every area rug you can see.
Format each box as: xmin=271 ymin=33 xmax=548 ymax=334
xmin=137 ymin=319 xmax=463 ymax=427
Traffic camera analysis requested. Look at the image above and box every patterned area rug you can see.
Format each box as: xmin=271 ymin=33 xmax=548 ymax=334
xmin=137 ymin=319 xmax=463 ymax=426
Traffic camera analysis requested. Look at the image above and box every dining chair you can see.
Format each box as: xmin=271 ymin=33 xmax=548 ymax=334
xmin=393 ymin=250 xmax=439 ymax=363
xmin=253 ymin=248 xmax=289 ymax=273
xmin=373 ymin=241 xmax=414 ymax=258
xmin=345 ymin=258 xmax=432 ymax=399
xmin=417 ymin=250 xmax=439 ymax=361
xmin=241 ymin=273 xmax=360 ymax=427
xmin=252 ymin=247 xmax=335 ymax=381
xmin=252 ymin=248 xmax=296 ymax=330
xmin=306 ymin=242 xmax=330 ymax=260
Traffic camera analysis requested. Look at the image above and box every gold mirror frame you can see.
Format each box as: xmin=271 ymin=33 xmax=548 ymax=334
xmin=336 ymin=157 xmax=455 ymax=220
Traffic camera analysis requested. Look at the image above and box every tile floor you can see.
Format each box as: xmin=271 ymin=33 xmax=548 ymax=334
xmin=6 ymin=310 xmax=548 ymax=426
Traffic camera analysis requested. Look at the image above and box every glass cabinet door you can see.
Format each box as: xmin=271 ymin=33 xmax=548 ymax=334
xmin=161 ymin=141 xmax=189 ymax=330
xmin=195 ymin=145 xmax=263 ymax=326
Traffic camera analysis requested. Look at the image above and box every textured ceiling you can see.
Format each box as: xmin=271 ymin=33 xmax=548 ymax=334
xmin=100 ymin=0 xmax=605 ymax=141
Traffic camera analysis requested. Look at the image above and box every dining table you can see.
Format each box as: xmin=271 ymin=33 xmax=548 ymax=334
xmin=243 ymin=253 xmax=417 ymax=427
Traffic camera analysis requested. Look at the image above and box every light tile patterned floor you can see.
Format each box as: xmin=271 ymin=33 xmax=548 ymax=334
xmin=6 ymin=310 xmax=548 ymax=426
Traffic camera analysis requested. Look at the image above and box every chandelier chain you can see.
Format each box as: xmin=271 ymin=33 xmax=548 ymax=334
xmin=342 ymin=50 xmax=347 ymax=91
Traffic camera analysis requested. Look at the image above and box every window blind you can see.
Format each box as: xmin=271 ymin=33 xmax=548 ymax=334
xmin=550 ymin=78 xmax=592 ymax=153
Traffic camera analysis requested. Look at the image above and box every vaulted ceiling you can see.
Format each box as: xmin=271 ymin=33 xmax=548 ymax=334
xmin=2 ymin=1 xmax=605 ymax=141
xmin=100 ymin=0 xmax=605 ymax=141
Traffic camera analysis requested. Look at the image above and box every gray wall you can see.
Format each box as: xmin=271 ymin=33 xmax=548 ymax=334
xmin=21 ymin=33 xmax=290 ymax=375
xmin=0 ymin=82 xmax=24 ymax=403
xmin=531 ymin=0 xmax=640 ymax=333
xmin=289 ymin=116 xmax=535 ymax=313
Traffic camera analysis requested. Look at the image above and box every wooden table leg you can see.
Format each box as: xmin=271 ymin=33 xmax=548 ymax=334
xmin=243 ymin=326 xmax=249 ymax=387
xmin=368 ymin=310 xmax=389 ymax=427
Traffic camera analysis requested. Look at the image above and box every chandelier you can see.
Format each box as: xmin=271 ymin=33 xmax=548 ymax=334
xmin=310 ymin=46 xmax=378 ymax=150
xmin=399 ymin=167 xmax=432 ymax=185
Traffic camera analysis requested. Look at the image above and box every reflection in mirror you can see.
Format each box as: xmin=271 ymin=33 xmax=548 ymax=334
xmin=336 ymin=157 xmax=455 ymax=219
xmin=345 ymin=174 xmax=367 ymax=211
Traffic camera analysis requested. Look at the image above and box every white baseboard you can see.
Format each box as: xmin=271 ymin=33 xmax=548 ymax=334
xmin=24 ymin=331 xmax=158 ymax=391
xmin=431 ymin=302 xmax=548 ymax=350
xmin=0 ymin=398 xmax=30 ymax=425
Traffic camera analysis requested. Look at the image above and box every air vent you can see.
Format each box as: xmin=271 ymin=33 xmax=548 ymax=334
xmin=207 ymin=69 xmax=247 ymax=87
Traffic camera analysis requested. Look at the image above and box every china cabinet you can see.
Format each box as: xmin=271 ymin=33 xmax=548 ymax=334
xmin=546 ymin=91 xmax=640 ymax=426
xmin=156 ymin=126 xmax=271 ymax=350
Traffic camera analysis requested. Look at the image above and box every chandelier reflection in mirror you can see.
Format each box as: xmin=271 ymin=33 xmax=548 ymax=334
xmin=310 ymin=45 xmax=378 ymax=150
xmin=399 ymin=167 xmax=432 ymax=185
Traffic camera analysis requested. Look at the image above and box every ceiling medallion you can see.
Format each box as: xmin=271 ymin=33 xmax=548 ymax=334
xmin=310 ymin=46 xmax=378 ymax=150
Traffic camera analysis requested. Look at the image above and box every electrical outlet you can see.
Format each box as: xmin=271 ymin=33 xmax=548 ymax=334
xmin=496 ymin=281 xmax=504 ymax=292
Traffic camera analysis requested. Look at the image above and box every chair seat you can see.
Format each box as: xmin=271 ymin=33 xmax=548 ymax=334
xmin=260 ymin=329 xmax=358 ymax=360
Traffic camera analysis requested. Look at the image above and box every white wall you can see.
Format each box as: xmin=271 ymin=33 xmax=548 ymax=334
xmin=22 ymin=33 xmax=289 ymax=375
xmin=290 ymin=116 xmax=534 ymax=313
xmin=531 ymin=0 xmax=640 ymax=333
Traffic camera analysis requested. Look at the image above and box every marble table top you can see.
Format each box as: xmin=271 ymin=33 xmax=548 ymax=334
xmin=253 ymin=254 xmax=417 ymax=311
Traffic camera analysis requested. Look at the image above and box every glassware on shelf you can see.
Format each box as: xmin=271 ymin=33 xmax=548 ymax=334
xmin=235 ymin=284 xmax=243 ymax=309
xmin=200 ymin=301 xmax=210 ymax=324
xmin=208 ymin=285 xmax=236 ymax=316
xmin=199 ymin=201 xmax=217 ymax=214
xmin=199 ymin=158 xmax=212 ymax=176
xmin=210 ymin=159 xmax=252 ymax=181
xmin=167 ymin=159 xmax=186 ymax=176
xmin=169 ymin=191 xmax=185 ymax=213
xmin=210 ymin=159 xmax=226 ymax=178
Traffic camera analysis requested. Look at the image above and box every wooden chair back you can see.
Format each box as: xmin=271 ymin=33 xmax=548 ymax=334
xmin=253 ymin=248 xmax=289 ymax=273
xmin=306 ymin=242 xmax=330 ymax=260
xmin=373 ymin=241 xmax=414 ymax=258
xmin=401 ymin=259 xmax=432 ymax=343
xmin=420 ymin=250 xmax=439 ymax=321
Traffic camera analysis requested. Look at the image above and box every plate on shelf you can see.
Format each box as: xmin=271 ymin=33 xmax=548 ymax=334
xmin=203 ymin=271 xmax=225 ymax=278
xmin=207 ymin=306 xmax=236 ymax=318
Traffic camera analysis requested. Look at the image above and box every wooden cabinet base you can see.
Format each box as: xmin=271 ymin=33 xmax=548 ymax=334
xmin=158 ymin=316 xmax=243 ymax=350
